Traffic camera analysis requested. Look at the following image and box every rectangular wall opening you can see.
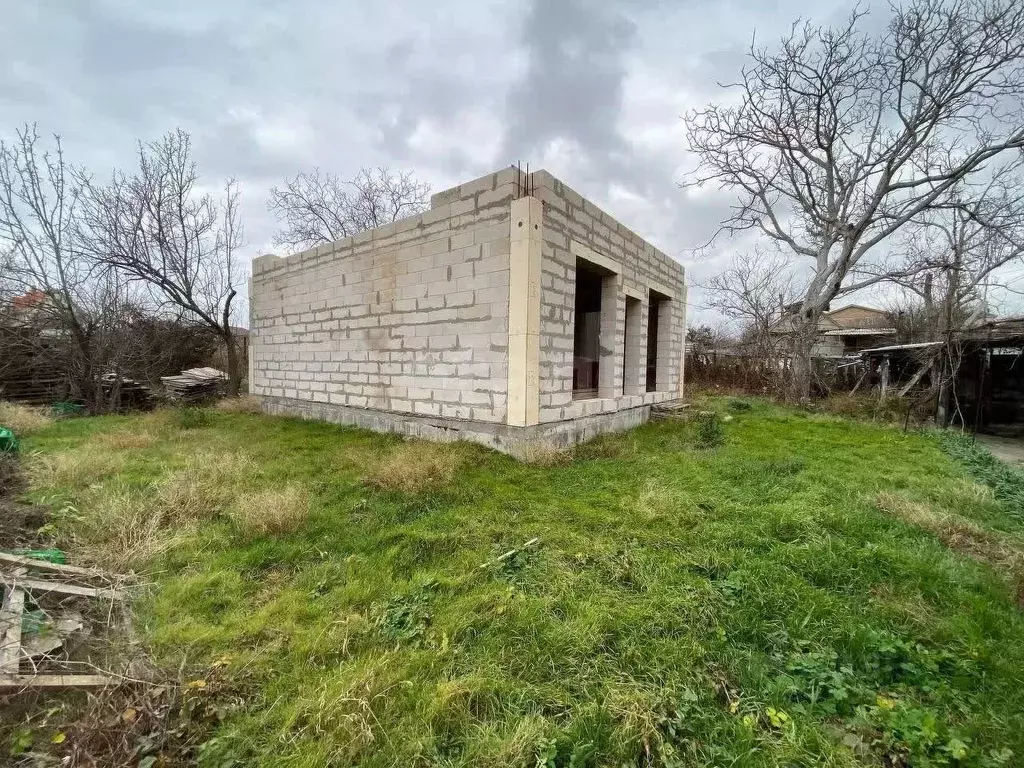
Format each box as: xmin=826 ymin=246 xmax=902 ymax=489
xmin=623 ymin=295 xmax=642 ymax=395
xmin=646 ymin=289 xmax=670 ymax=392
xmin=573 ymin=262 xmax=605 ymax=399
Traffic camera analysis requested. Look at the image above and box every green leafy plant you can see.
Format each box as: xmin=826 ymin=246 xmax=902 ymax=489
xmin=938 ymin=431 xmax=1024 ymax=520
xmin=695 ymin=412 xmax=725 ymax=448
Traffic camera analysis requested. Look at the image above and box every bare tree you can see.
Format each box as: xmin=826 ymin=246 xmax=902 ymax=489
xmin=267 ymin=166 xmax=430 ymax=252
xmin=685 ymin=0 xmax=1024 ymax=399
xmin=702 ymin=250 xmax=800 ymax=388
xmin=0 ymin=124 xmax=114 ymax=408
xmin=878 ymin=157 xmax=1024 ymax=420
xmin=83 ymin=129 xmax=245 ymax=395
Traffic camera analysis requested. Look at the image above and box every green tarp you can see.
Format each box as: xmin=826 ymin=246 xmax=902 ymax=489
xmin=0 ymin=427 xmax=18 ymax=453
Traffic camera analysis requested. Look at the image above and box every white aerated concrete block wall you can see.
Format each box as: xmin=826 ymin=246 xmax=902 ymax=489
xmin=248 ymin=167 xmax=687 ymax=454
xmin=249 ymin=169 xmax=520 ymax=423
xmin=532 ymin=171 xmax=686 ymax=423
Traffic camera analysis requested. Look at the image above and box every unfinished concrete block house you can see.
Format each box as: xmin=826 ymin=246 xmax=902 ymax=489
xmin=249 ymin=167 xmax=687 ymax=455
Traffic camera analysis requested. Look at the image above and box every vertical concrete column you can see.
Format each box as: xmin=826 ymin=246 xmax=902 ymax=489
xmin=598 ymin=273 xmax=623 ymax=399
xmin=507 ymin=196 xmax=543 ymax=426
xmin=622 ymin=295 xmax=644 ymax=396
xmin=678 ymin=284 xmax=688 ymax=399
xmin=655 ymin=298 xmax=674 ymax=391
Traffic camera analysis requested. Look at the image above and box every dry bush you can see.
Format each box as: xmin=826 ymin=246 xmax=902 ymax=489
xmin=876 ymin=492 xmax=1024 ymax=577
xmin=64 ymin=483 xmax=183 ymax=571
xmin=0 ymin=400 xmax=53 ymax=436
xmin=229 ymin=486 xmax=310 ymax=538
xmin=27 ymin=449 xmax=127 ymax=490
xmin=363 ymin=441 xmax=467 ymax=494
xmin=215 ymin=395 xmax=263 ymax=415
xmin=156 ymin=452 xmax=256 ymax=523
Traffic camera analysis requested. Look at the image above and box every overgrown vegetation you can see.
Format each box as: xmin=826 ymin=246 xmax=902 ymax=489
xmin=6 ymin=400 xmax=1024 ymax=766
xmin=937 ymin=431 xmax=1024 ymax=521
xmin=0 ymin=401 xmax=54 ymax=436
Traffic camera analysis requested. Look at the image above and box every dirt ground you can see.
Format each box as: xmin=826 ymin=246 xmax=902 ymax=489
xmin=977 ymin=434 xmax=1024 ymax=469
xmin=0 ymin=453 xmax=48 ymax=549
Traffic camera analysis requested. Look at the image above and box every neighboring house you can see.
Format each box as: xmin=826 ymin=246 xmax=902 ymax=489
xmin=772 ymin=304 xmax=897 ymax=358
xmin=249 ymin=167 xmax=687 ymax=456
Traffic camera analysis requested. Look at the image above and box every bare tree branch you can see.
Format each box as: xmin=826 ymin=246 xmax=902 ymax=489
xmin=684 ymin=0 xmax=1024 ymax=398
xmin=267 ymin=167 xmax=430 ymax=252
xmin=82 ymin=129 xmax=245 ymax=395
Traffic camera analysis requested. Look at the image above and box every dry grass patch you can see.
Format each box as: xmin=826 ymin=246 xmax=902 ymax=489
xmin=876 ymin=491 xmax=1024 ymax=579
xmin=156 ymin=452 xmax=256 ymax=523
xmin=62 ymin=483 xmax=185 ymax=571
xmin=27 ymin=449 xmax=127 ymax=490
xmin=363 ymin=440 xmax=468 ymax=494
xmin=93 ymin=428 xmax=159 ymax=451
xmin=0 ymin=400 xmax=53 ymax=436
xmin=515 ymin=441 xmax=574 ymax=467
xmin=229 ymin=486 xmax=310 ymax=538
xmin=215 ymin=395 xmax=263 ymax=415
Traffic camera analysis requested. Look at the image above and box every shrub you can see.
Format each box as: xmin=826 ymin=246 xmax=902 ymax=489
xmin=215 ymin=395 xmax=263 ymax=415
xmin=174 ymin=407 xmax=212 ymax=430
xmin=695 ymin=412 xmax=725 ymax=448
xmin=0 ymin=401 xmax=53 ymax=436
xmin=364 ymin=441 xmax=467 ymax=494
xmin=229 ymin=486 xmax=310 ymax=538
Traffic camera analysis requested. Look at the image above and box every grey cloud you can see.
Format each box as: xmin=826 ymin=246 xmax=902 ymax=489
xmin=6 ymin=0 xmax=969 ymax=332
xmin=503 ymin=0 xmax=637 ymax=167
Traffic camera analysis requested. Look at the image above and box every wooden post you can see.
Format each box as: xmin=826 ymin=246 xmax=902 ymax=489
xmin=880 ymin=355 xmax=890 ymax=399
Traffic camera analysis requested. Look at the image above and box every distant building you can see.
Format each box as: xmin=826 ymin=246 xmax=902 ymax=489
xmin=772 ymin=304 xmax=897 ymax=358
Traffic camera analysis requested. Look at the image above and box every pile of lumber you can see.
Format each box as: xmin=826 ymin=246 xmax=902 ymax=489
xmin=160 ymin=366 xmax=228 ymax=403
xmin=100 ymin=372 xmax=153 ymax=409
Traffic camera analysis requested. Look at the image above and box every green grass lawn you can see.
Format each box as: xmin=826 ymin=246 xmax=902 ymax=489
xmin=16 ymin=400 xmax=1024 ymax=767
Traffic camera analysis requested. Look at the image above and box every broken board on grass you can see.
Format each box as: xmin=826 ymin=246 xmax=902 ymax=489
xmin=0 ymin=555 xmax=128 ymax=691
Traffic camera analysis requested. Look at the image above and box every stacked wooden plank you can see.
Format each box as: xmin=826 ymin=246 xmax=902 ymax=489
xmin=160 ymin=367 xmax=228 ymax=403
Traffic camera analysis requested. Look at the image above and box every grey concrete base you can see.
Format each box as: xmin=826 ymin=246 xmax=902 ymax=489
xmin=259 ymin=395 xmax=651 ymax=459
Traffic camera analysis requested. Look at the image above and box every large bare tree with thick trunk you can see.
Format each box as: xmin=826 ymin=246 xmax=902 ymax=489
xmin=685 ymin=0 xmax=1024 ymax=400
xmin=267 ymin=166 xmax=430 ymax=252
xmin=84 ymin=129 xmax=245 ymax=396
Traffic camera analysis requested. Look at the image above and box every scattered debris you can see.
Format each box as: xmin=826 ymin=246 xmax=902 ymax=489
xmin=100 ymin=372 xmax=154 ymax=410
xmin=478 ymin=537 xmax=540 ymax=570
xmin=652 ymin=400 xmax=691 ymax=421
xmin=160 ymin=366 xmax=229 ymax=403
xmin=0 ymin=552 xmax=131 ymax=691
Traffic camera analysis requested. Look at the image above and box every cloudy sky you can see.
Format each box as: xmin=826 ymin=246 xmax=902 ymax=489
xmin=2 ymin=0 xmax=1020 ymax=328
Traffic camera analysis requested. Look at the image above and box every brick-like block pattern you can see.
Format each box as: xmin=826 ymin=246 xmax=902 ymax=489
xmin=249 ymin=169 xmax=519 ymax=423
xmin=531 ymin=171 xmax=686 ymax=423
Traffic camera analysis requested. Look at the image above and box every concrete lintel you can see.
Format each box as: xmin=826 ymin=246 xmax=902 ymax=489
xmin=623 ymin=285 xmax=645 ymax=301
xmin=570 ymin=240 xmax=620 ymax=275
xmin=647 ymin=279 xmax=676 ymax=301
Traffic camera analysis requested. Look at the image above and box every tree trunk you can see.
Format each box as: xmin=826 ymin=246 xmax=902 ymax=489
xmin=223 ymin=332 xmax=242 ymax=397
xmin=786 ymin=316 xmax=818 ymax=401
